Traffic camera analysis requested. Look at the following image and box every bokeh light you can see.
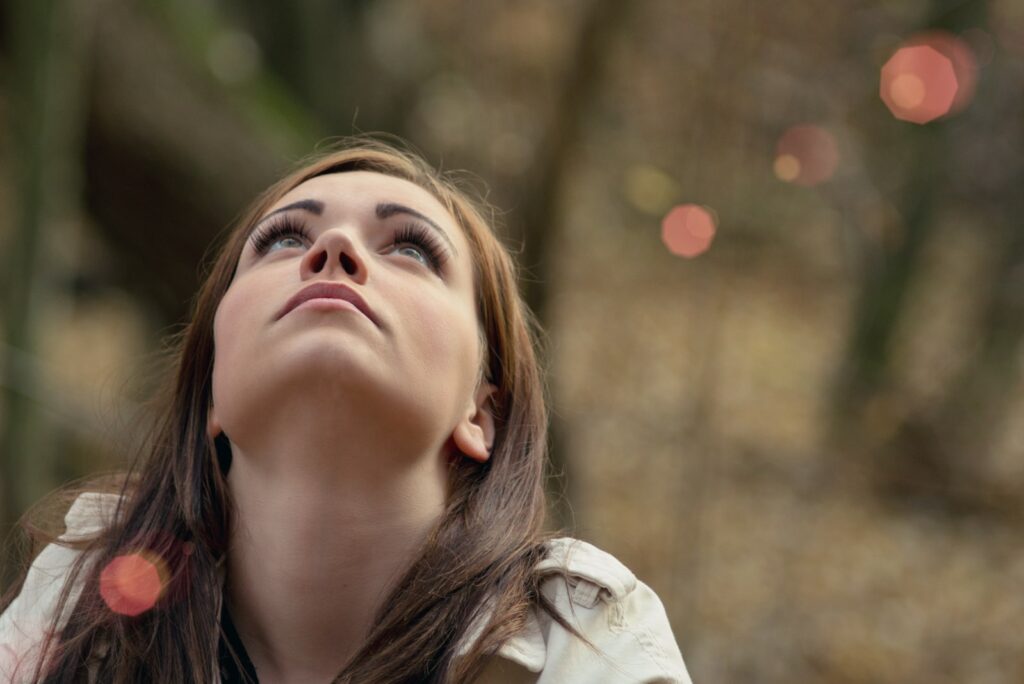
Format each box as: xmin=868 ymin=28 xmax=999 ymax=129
xmin=661 ymin=204 xmax=717 ymax=258
xmin=624 ymin=164 xmax=681 ymax=215
xmin=880 ymin=32 xmax=978 ymax=124
xmin=99 ymin=552 xmax=166 ymax=617
xmin=910 ymin=31 xmax=978 ymax=114
xmin=207 ymin=30 xmax=261 ymax=85
xmin=773 ymin=125 xmax=839 ymax=186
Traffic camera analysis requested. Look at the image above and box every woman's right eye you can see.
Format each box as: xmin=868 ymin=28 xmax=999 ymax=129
xmin=249 ymin=218 xmax=313 ymax=256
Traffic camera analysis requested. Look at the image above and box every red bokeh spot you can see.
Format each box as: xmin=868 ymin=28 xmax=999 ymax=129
xmin=907 ymin=31 xmax=978 ymax=114
xmin=100 ymin=553 xmax=165 ymax=617
xmin=661 ymin=204 xmax=716 ymax=258
xmin=880 ymin=32 xmax=978 ymax=124
xmin=774 ymin=125 xmax=839 ymax=186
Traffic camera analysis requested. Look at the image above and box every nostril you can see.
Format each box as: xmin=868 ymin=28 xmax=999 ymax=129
xmin=311 ymin=251 xmax=327 ymax=272
xmin=341 ymin=253 xmax=356 ymax=273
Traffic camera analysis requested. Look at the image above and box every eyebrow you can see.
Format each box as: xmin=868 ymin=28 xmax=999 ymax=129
xmin=251 ymin=199 xmax=458 ymax=257
xmin=258 ymin=199 xmax=324 ymax=223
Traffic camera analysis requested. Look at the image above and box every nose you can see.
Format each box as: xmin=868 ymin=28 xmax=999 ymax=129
xmin=299 ymin=229 xmax=367 ymax=284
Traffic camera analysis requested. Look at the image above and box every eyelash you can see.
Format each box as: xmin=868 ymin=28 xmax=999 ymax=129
xmin=393 ymin=223 xmax=449 ymax=273
xmin=249 ymin=216 xmax=311 ymax=255
xmin=248 ymin=216 xmax=449 ymax=273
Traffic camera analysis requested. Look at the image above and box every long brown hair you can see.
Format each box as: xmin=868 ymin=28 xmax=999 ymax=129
xmin=4 ymin=136 xmax=589 ymax=682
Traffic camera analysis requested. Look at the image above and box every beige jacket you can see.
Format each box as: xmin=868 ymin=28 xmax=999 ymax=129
xmin=0 ymin=493 xmax=692 ymax=683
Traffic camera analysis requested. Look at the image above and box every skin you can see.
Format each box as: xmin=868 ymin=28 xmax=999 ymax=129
xmin=207 ymin=171 xmax=497 ymax=683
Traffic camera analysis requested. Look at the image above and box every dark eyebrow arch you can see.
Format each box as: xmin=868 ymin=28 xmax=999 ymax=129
xmin=255 ymin=199 xmax=324 ymax=227
xmin=376 ymin=202 xmax=458 ymax=257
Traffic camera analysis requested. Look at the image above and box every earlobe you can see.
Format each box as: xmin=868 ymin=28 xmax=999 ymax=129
xmin=452 ymin=381 xmax=497 ymax=464
xmin=207 ymin=400 xmax=222 ymax=441
xmin=207 ymin=399 xmax=234 ymax=474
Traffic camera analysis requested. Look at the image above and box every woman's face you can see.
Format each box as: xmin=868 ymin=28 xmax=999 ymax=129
xmin=209 ymin=171 xmax=487 ymax=462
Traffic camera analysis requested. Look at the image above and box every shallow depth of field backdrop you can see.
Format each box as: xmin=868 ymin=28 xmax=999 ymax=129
xmin=2 ymin=1 xmax=1023 ymax=682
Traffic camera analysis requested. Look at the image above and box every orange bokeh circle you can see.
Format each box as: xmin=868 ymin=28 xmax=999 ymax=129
xmin=99 ymin=552 xmax=166 ymax=617
xmin=880 ymin=31 xmax=977 ymax=124
xmin=661 ymin=204 xmax=717 ymax=258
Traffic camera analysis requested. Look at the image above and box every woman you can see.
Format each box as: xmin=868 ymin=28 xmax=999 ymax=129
xmin=0 ymin=138 xmax=691 ymax=683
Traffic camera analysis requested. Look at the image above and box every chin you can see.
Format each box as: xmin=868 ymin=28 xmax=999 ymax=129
xmin=279 ymin=346 xmax=386 ymax=395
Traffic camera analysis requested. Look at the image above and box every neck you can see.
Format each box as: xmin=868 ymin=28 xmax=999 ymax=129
xmin=223 ymin=428 xmax=449 ymax=683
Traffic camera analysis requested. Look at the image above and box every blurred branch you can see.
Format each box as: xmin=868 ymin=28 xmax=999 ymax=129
xmin=829 ymin=124 xmax=943 ymax=432
xmin=887 ymin=40 xmax=1024 ymax=517
xmin=827 ymin=0 xmax=984 ymax=428
xmin=887 ymin=219 xmax=1024 ymax=518
xmin=827 ymin=0 xmax=1013 ymax=517
xmin=518 ymin=0 xmax=631 ymax=320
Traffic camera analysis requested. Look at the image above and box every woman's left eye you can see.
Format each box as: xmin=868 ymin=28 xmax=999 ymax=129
xmin=269 ymin=236 xmax=305 ymax=252
xmin=391 ymin=223 xmax=448 ymax=274
xmin=394 ymin=244 xmax=430 ymax=265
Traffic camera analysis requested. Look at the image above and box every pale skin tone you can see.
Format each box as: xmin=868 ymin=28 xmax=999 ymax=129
xmin=207 ymin=171 xmax=497 ymax=683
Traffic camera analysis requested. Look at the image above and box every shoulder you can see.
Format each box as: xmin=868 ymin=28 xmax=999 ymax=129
xmin=58 ymin=492 xmax=123 ymax=541
xmin=0 ymin=492 xmax=121 ymax=681
xmin=537 ymin=537 xmax=639 ymax=604
xmin=481 ymin=537 xmax=693 ymax=683
xmin=536 ymin=537 xmax=692 ymax=683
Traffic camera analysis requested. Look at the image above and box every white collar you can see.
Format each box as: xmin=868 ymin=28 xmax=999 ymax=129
xmin=453 ymin=591 xmax=547 ymax=673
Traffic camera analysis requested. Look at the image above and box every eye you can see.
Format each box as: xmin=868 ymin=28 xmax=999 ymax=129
xmin=396 ymin=244 xmax=428 ymax=264
xmin=269 ymin=236 xmax=304 ymax=252
xmin=249 ymin=216 xmax=312 ymax=255
xmin=390 ymin=222 xmax=449 ymax=274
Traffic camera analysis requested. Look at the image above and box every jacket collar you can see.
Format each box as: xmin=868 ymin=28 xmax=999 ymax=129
xmin=453 ymin=594 xmax=547 ymax=673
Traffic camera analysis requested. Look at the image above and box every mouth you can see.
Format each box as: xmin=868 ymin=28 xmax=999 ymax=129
xmin=276 ymin=282 xmax=380 ymax=327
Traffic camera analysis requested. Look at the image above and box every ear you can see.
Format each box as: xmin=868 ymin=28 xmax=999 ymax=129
xmin=451 ymin=380 xmax=498 ymax=464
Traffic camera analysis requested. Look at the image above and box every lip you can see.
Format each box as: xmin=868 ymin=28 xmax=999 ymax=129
xmin=275 ymin=282 xmax=379 ymax=327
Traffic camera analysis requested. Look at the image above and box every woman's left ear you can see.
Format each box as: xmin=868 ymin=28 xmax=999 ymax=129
xmin=207 ymin=399 xmax=222 ymax=441
xmin=452 ymin=381 xmax=498 ymax=463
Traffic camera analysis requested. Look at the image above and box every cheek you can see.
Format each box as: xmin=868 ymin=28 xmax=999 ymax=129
xmin=443 ymin=293 xmax=479 ymax=343
xmin=212 ymin=295 xmax=236 ymax=356
xmin=419 ymin=298 xmax=481 ymax=383
xmin=213 ymin=279 xmax=264 ymax=340
xmin=211 ymin=288 xmax=253 ymax=383
xmin=210 ymin=304 xmax=232 ymax=396
xmin=397 ymin=289 xmax=471 ymax=364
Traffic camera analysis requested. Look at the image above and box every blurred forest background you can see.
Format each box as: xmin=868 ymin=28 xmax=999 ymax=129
xmin=1 ymin=0 xmax=1022 ymax=682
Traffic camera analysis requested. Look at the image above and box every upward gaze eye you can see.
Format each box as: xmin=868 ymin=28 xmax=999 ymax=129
xmin=390 ymin=222 xmax=448 ymax=274
xmin=396 ymin=245 xmax=427 ymax=264
xmin=249 ymin=216 xmax=312 ymax=255
xmin=271 ymin=236 xmax=303 ymax=251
